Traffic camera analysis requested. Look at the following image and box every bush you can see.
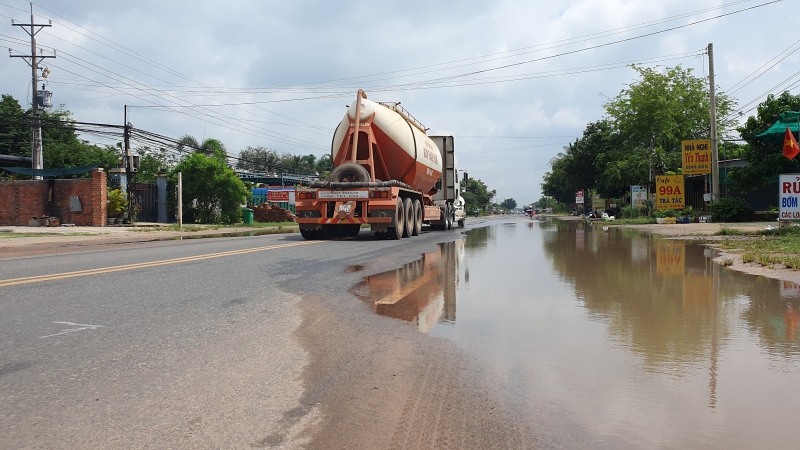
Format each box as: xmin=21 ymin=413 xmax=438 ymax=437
xmin=654 ymin=209 xmax=680 ymax=218
xmin=709 ymin=197 xmax=754 ymax=222
xmin=170 ymin=152 xmax=247 ymax=224
xmin=621 ymin=206 xmax=643 ymax=219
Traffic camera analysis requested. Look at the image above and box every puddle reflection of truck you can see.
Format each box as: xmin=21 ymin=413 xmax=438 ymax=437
xmin=296 ymin=90 xmax=465 ymax=240
xmin=351 ymin=239 xmax=465 ymax=332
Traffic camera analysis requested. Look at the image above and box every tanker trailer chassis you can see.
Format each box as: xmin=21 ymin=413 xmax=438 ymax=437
xmin=295 ymin=89 xmax=455 ymax=240
xmin=296 ymin=183 xmax=451 ymax=240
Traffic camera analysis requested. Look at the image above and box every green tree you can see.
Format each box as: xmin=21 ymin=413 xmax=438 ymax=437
xmin=544 ymin=66 xmax=737 ymax=200
xmin=40 ymin=107 xmax=120 ymax=170
xmin=729 ymin=91 xmax=800 ymax=191
xmin=542 ymin=120 xmax=615 ymax=202
xmin=237 ymin=146 xmax=280 ymax=173
xmin=0 ymin=94 xmax=28 ymax=157
xmin=315 ymin=154 xmax=333 ymax=177
xmin=135 ymin=146 xmax=177 ymax=182
xmin=178 ymin=135 xmax=228 ymax=161
xmin=170 ymin=151 xmax=247 ymax=224
xmin=462 ymin=178 xmax=496 ymax=213
xmin=601 ymin=65 xmax=736 ymax=195
xmin=500 ymin=198 xmax=517 ymax=210
xmin=1 ymin=95 xmax=119 ymax=170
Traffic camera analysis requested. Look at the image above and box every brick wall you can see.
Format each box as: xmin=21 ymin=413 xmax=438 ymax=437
xmin=0 ymin=168 xmax=107 ymax=226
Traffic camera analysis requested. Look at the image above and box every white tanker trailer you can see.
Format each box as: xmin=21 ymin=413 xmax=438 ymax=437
xmin=295 ymin=90 xmax=464 ymax=240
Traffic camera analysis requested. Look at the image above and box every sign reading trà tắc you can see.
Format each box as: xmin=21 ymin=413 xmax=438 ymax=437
xmin=655 ymin=175 xmax=685 ymax=211
xmin=682 ymin=139 xmax=712 ymax=175
xmin=779 ymin=174 xmax=800 ymax=220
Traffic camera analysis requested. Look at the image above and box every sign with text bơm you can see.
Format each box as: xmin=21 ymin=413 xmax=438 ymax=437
xmin=779 ymin=174 xmax=800 ymax=220
xmin=655 ymin=175 xmax=684 ymax=211
xmin=682 ymin=139 xmax=712 ymax=175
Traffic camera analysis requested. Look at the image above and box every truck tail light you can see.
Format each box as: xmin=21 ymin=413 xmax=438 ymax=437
xmin=298 ymin=192 xmax=316 ymax=199
xmin=370 ymin=190 xmax=389 ymax=198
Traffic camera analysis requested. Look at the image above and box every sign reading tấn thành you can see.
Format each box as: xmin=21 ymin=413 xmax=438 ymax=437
xmin=655 ymin=175 xmax=684 ymax=211
xmin=682 ymin=139 xmax=711 ymax=175
xmin=267 ymin=190 xmax=291 ymax=202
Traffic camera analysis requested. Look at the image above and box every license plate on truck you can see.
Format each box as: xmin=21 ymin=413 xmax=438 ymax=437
xmin=318 ymin=190 xmax=368 ymax=199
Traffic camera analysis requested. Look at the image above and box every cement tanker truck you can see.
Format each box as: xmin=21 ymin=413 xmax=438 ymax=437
xmin=296 ymin=90 xmax=465 ymax=240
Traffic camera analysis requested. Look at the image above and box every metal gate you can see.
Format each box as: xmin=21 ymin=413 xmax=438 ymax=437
xmin=129 ymin=182 xmax=158 ymax=223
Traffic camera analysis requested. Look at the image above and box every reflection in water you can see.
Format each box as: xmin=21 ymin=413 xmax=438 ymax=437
xmin=352 ymin=218 xmax=800 ymax=448
xmin=350 ymin=239 xmax=464 ymax=332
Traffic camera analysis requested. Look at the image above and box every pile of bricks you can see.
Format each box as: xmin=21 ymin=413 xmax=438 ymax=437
xmin=253 ymin=203 xmax=296 ymax=223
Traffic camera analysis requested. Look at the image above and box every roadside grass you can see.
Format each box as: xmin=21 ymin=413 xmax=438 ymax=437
xmin=714 ymin=226 xmax=747 ymax=236
xmin=604 ymin=217 xmax=657 ymax=225
xmin=717 ymin=226 xmax=800 ymax=269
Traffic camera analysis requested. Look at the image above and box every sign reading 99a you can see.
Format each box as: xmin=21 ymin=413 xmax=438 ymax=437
xmin=655 ymin=175 xmax=685 ymax=211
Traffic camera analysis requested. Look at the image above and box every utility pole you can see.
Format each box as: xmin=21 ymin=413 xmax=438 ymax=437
xmin=708 ymin=43 xmax=720 ymax=202
xmin=9 ymin=3 xmax=55 ymax=180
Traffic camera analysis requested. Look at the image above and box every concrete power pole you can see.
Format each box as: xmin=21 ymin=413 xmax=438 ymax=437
xmin=708 ymin=43 xmax=720 ymax=202
xmin=9 ymin=3 xmax=55 ymax=180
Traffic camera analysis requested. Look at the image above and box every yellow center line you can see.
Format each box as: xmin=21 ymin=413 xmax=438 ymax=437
xmin=375 ymin=270 xmax=439 ymax=305
xmin=0 ymin=240 xmax=323 ymax=288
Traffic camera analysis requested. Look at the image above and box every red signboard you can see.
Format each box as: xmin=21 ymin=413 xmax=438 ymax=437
xmin=267 ymin=190 xmax=290 ymax=202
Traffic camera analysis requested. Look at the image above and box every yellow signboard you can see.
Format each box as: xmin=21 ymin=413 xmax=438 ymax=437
xmin=656 ymin=175 xmax=685 ymax=211
xmin=656 ymin=240 xmax=685 ymax=277
xmin=592 ymin=194 xmax=605 ymax=210
xmin=682 ymin=139 xmax=712 ymax=175
xmin=683 ymin=275 xmax=713 ymax=310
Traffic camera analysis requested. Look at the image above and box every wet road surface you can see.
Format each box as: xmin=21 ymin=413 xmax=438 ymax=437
xmin=2 ymin=215 xmax=798 ymax=448
xmin=349 ymin=218 xmax=800 ymax=449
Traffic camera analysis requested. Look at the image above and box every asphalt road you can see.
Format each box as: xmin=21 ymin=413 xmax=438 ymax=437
xmin=0 ymin=216 xmax=532 ymax=449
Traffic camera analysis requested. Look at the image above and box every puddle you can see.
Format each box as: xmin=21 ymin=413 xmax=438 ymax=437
xmin=352 ymin=219 xmax=800 ymax=448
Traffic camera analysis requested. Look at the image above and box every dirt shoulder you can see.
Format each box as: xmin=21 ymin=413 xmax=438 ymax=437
xmin=0 ymin=224 xmax=298 ymax=259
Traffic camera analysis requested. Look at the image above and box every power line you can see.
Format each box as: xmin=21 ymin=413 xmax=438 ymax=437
xmin=26 ymin=2 xmax=331 ymax=138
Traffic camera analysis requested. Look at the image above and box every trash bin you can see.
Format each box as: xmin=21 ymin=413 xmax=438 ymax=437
xmin=242 ymin=207 xmax=254 ymax=224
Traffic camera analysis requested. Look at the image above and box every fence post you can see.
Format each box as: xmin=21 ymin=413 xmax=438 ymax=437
xmin=177 ymin=171 xmax=183 ymax=229
xmin=156 ymin=174 xmax=167 ymax=223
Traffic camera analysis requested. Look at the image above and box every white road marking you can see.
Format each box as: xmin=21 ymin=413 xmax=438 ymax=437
xmin=40 ymin=321 xmax=102 ymax=339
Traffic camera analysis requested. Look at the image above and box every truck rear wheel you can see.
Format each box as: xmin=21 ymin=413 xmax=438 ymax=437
xmin=445 ymin=204 xmax=453 ymax=230
xmin=300 ymin=228 xmax=315 ymax=240
xmin=388 ymin=197 xmax=405 ymax=240
xmin=411 ymin=199 xmax=422 ymax=236
xmin=402 ymin=198 xmax=413 ymax=238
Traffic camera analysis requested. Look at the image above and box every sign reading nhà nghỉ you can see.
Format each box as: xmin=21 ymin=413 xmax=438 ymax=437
xmin=655 ymin=175 xmax=685 ymax=211
xmin=267 ymin=190 xmax=291 ymax=202
xmin=682 ymin=139 xmax=712 ymax=175
xmin=779 ymin=174 xmax=800 ymax=220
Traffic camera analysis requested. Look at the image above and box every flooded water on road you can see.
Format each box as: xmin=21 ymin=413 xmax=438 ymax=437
xmin=353 ymin=218 xmax=800 ymax=449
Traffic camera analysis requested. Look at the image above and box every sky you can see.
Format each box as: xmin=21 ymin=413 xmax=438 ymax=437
xmin=1 ymin=0 xmax=798 ymax=206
